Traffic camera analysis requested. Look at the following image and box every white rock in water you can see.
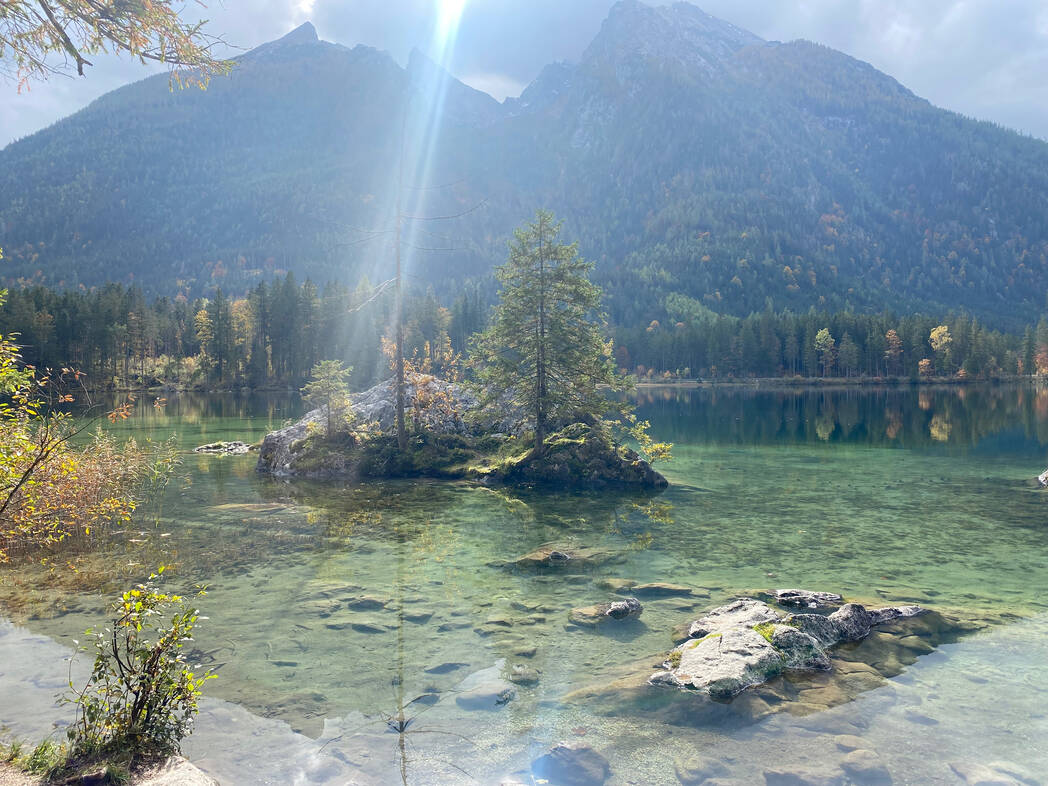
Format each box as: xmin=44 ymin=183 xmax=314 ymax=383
xmin=668 ymin=626 xmax=784 ymax=699
xmin=685 ymin=598 xmax=779 ymax=639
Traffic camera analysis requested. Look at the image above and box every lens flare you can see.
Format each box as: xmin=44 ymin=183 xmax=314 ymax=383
xmin=436 ymin=0 xmax=468 ymax=46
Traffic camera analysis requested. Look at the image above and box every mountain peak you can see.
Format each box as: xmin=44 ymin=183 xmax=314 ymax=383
xmin=584 ymin=1 xmax=762 ymax=77
xmin=278 ymin=21 xmax=319 ymax=45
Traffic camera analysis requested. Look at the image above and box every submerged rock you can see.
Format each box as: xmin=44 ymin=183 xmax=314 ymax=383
xmin=194 ymin=440 xmax=251 ymax=455
xmin=674 ymin=754 xmax=730 ymax=785
xmin=508 ymin=664 xmax=541 ymax=686
xmin=764 ymin=765 xmax=846 ymax=786
xmin=510 ymin=544 xmax=619 ymax=570
xmin=454 ymin=681 xmax=517 ymax=710
xmin=840 ymin=749 xmax=892 ymax=784
xmin=569 ymin=597 xmax=643 ymax=627
xmin=531 ymin=743 xmax=611 ymax=786
xmin=621 ymin=582 xmax=696 ymax=599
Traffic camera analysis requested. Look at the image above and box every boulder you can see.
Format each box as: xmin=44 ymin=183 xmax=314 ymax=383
xmin=350 ymin=377 xmax=487 ymax=435
xmin=828 ymin=603 xmax=873 ymax=641
xmin=655 ymin=596 xmax=930 ymax=701
xmin=256 ymin=408 xmax=325 ymax=475
xmin=531 ymin=743 xmax=611 ymax=786
xmin=783 ymin=613 xmax=841 ymax=648
xmin=684 ymin=599 xmax=780 ymax=639
xmin=829 ymin=603 xmax=924 ymax=640
xmin=569 ymin=597 xmax=643 ymax=627
xmin=768 ymin=624 xmax=831 ymax=670
xmin=662 ymin=627 xmax=785 ymax=699
xmin=768 ymin=589 xmax=843 ymax=610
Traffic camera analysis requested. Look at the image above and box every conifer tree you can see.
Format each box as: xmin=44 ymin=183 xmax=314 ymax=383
xmin=471 ymin=210 xmax=625 ymax=455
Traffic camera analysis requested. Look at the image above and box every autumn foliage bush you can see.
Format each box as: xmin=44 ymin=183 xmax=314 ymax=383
xmin=0 ymin=291 xmax=178 ymax=563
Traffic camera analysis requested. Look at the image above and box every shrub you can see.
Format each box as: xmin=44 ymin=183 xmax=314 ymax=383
xmin=63 ymin=568 xmax=214 ymax=770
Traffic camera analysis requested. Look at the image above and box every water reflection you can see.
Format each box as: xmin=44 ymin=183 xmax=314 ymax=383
xmin=637 ymin=383 xmax=1048 ymax=454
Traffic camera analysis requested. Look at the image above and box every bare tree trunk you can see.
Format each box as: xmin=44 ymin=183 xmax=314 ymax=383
xmin=395 ymin=212 xmax=407 ymax=451
xmin=394 ymin=111 xmax=408 ymax=452
xmin=534 ymin=218 xmax=547 ymax=456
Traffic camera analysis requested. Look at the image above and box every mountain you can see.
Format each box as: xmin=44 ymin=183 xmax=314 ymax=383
xmin=3 ymin=3 xmax=1048 ymax=327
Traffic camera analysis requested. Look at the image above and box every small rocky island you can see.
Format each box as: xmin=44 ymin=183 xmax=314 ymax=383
xmin=255 ymin=378 xmax=668 ymax=489
xmin=650 ymin=592 xmax=924 ymax=699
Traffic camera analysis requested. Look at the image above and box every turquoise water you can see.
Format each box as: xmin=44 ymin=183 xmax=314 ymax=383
xmin=1 ymin=385 xmax=1047 ymax=784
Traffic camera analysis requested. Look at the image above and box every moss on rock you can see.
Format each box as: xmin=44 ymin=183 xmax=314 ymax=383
xmin=473 ymin=423 xmax=667 ymax=490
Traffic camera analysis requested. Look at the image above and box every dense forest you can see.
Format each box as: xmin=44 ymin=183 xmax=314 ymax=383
xmin=1 ymin=279 xmax=1044 ymax=390
xmin=0 ymin=279 xmax=486 ymax=390
xmin=5 ymin=3 xmax=1048 ymax=327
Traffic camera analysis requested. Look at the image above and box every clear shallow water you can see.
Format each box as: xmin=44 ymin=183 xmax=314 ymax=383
xmin=1 ymin=385 xmax=1048 ymax=785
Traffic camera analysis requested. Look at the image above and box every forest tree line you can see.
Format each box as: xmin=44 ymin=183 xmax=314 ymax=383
xmin=2 ymin=277 xmax=1048 ymax=390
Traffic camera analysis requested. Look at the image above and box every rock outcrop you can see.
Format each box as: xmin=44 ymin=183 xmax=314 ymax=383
xmin=256 ymin=408 xmax=325 ymax=476
xmin=257 ymin=381 xmax=667 ymax=489
xmin=651 ymin=594 xmax=925 ymax=699
xmin=479 ymin=423 xmax=668 ymax=489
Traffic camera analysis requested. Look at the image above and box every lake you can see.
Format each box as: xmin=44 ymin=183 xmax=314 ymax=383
xmin=1 ymin=385 xmax=1047 ymax=785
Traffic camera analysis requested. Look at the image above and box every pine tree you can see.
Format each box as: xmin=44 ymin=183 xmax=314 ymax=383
xmin=471 ymin=210 xmax=625 ymax=455
xmin=301 ymin=361 xmax=354 ymax=435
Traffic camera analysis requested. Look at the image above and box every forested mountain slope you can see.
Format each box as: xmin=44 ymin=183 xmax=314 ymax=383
xmin=3 ymin=1 xmax=1048 ymax=326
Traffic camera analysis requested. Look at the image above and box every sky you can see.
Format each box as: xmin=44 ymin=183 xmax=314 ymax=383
xmin=3 ymin=0 xmax=1048 ymax=148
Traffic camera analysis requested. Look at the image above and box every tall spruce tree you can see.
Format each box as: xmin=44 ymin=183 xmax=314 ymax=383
xmin=471 ymin=210 xmax=625 ymax=455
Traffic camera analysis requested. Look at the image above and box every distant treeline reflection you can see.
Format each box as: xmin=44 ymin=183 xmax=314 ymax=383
xmin=635 ymin=384 xmax=1048 ymax=451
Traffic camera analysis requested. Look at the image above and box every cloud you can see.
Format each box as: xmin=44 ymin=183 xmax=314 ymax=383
xmin=3 ymin=0 xmax=1048 ymax=147
xmin=459 ymin=72 xmax=527 ymax=101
